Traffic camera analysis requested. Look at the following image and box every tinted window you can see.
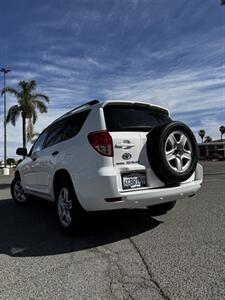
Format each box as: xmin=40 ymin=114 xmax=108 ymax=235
xmin=44 ymin=122 xmax=65 ymax=148
xmin=104 ymin=105 xmax=171 ymax=132
xmin=44 ymin=109 xmax=90 ymax=148
xmin=30 ymin=130 xmax=48 ymax=155
xmin=62 ymin=110 xmax=90 ymax=140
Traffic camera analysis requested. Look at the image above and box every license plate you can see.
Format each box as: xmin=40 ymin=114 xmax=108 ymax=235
xmin=122 ymin=172 xmax=147 ymax=190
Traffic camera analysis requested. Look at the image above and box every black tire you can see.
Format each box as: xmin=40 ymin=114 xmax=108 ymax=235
xmin=147 ymin=121 xmax=198 ymax=184
xmin=147 ymin=201 xmax=176 ymax=216
xmin=55 ymin=177 xmax=85 ymax=236
xmin=11 ymin=177 xmax=30 ymax=206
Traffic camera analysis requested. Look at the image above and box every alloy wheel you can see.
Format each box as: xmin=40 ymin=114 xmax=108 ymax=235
xmin=14 ymin=180 xmax=27 ymax=202
xmin=165 ymin=130 xmax=193 ymax=173
xmin=57 ymin=187 xmax=73 ymax=228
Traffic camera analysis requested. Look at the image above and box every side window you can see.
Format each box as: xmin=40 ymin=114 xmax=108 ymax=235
xmin=44 ymin=122 xmax=65 ymax=148
xmin=30 ymin=130 xmax=48 ymax=155
xmin=43 ymin=109 xmax=90 ymax=149
xmin=62 ymin=110 xmax=90 ymax=141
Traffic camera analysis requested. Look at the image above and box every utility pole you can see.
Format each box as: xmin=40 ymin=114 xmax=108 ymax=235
xmin=0 ymin=67 xmax=11 ymax=175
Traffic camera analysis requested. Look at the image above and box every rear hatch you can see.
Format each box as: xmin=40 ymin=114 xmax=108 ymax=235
xmin=103 ymin=102 xmax=171 ymax=190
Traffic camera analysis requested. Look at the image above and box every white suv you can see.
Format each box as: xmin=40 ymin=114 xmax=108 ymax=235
xmin=12 ymin=100 xmax=203 ymax=234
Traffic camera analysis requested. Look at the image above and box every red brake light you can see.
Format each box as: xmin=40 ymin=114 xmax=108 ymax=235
xmin=88 ymin=131 xmax=113 ymax=157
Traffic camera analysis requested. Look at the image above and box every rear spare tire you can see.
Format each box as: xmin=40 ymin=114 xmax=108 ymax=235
xmin=147 ymin=121 xmax=198 ymax=184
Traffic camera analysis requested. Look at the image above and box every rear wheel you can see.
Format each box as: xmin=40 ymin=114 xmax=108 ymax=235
xmin=55 ymin=178 xmax=84 ymax=235
xmin=147 ymin=201 xmax=176 ymax=215
xmin=11 ymin=177 xmax=30 ymax=206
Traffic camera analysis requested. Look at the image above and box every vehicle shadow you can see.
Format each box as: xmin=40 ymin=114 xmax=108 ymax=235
xmin=0 ymin=198 xmax=162 ymax=257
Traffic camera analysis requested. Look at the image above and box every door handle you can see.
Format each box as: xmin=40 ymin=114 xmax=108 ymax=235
xmin=115 ymin=143 xmax=135 ymax=149
xmin=52 ymin=151 xmax=59 ymax=156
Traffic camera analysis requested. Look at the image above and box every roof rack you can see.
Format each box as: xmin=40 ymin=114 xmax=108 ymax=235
xmin=52 ymin=99 xmax=100 ymax=123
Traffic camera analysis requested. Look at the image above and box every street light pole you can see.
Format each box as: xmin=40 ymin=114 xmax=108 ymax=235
xmin=0 ymin=67 xmax=11 ymax=174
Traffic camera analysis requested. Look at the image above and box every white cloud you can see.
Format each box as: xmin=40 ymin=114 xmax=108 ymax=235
xmin=0 ymin=1 xmax=224 ymax=159
xmin=0 ymin=60 xmax=224 ymax=159
xmin=101 ymin=66 xmax=225 ymax=114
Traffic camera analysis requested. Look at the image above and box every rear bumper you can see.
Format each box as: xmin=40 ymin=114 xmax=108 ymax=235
xmin=75 ymin=164 xmax=203 ymax=211
xmin=113 ymin=180 xmax=202 ymax=209
xmin=79 ymin=180 xmax=202 ymax=211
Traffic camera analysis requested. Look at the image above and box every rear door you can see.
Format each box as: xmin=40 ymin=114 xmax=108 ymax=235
xmin=103 ymin=103 xmax=171 ymax=189
xmin=104 ymin=104 xmax=171 ymax=166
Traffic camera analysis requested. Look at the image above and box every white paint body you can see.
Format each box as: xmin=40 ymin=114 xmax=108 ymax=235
xmin=16 ymin=100 xmax=203 ymax=211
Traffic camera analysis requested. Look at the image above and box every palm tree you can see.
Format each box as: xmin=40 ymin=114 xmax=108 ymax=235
xmin=219 ymin=125 xmax=225 ymax=140
xmin=205 ymin=136 xmax=212 ymax=143
xmin=198 ymin=129 xmax=205 ymax=143
xmin=1 ymin=80 xmax=49 ymax=148
xmin=30 ymin=131 xmax=40 ymax=144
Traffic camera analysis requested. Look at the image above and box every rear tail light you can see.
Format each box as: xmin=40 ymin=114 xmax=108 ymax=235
xmin=88 ymin=131 xmax=113 ymax=157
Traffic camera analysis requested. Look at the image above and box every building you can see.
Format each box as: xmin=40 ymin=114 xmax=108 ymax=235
xmin=198 ymin=140 xmax=225 ymax=160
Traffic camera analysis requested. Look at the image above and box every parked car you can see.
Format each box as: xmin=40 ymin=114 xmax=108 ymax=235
xmin=12 ymin=100 xmax=203 ymax=234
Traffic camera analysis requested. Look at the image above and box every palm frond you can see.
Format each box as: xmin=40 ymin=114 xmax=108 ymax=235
xmin=30 ymin=132 xmax=40 ymax=144
xmin=18 ymin=80 xmax=28 ymax=92
xmin=29 ymin=80 xmax=37 ymax=91
xmin=1 ymin=87 xmax=20 ymax=98
xmin=6 ymin=105 xmax=21 ymax=125
xmin=32 ymin=109 xmax=38 ymax=124
xmin=19 ymin=99 xmax=35 ymax=118
xmin=4 ymin=80 xmax=49 ymax=144
xmin=18 ymin=81 xmax=38 ymax=99
xmin=32 ymin=93 xmax=50 ymax=103
xmin=32 ymin=100 xmax=48 ymax=113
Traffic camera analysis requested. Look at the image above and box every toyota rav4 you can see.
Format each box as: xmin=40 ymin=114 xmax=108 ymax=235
xmin=12 ymin=100 xmax=203 ymax=234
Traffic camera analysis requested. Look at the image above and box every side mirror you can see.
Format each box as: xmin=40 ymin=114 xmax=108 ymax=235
xmin=16 ymin=147 xmax=28 ymax=156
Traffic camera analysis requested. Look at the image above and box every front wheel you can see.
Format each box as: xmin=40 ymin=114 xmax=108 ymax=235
xmin=11 ymin=177 xmax=30 ymax=206
xmin=56 ymin=179 xmax=84 ymax=235
xmin=147 ymin=201 xmax=176 ymax=216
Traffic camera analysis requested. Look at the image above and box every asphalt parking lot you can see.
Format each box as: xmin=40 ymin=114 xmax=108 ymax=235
xmin=0 ymin=161 xmax=225 ymax=300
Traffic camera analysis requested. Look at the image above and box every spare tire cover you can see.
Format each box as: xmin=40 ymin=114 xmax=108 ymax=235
xmin=146 ymin=121 xmax=198 ymax=184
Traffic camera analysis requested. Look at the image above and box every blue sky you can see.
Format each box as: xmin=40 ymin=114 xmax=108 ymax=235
xmin=0 ymin=0 xmax=224 ymax=159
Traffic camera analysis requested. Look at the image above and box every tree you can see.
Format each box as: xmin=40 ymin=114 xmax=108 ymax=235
xmin=1 ymin=80 xmax=49 ymax=149
xmin=219 ymin=125 xmax=225 ymax=140
xmin=221 ymin=0 xmax=225 ymax=5
xmin=30 ymin=131 xmax=40 ymax=144
xmin=198 ymin=129 xmax=205 ymax=143
xmin=205 ymin=136 xmax=212 ymax=143
xmin=7 ymin=158 xmax=16 ymax=165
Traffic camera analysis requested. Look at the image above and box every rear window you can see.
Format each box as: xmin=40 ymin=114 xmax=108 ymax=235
xmin=104 ymin=104 xmax=171 ymax=132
